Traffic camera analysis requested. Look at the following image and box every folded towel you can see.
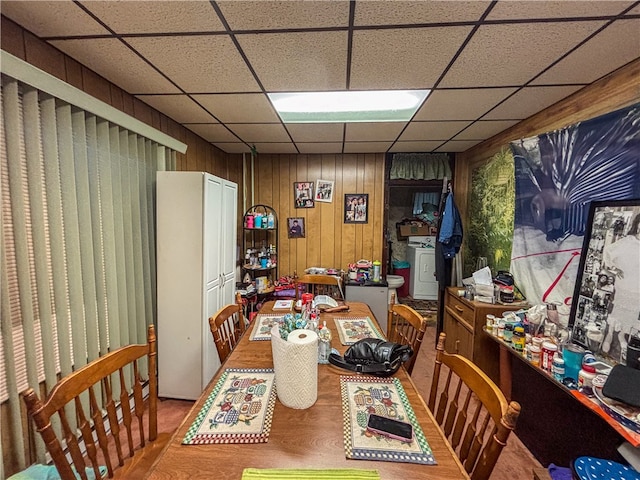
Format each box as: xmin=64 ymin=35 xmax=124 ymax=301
xmin=241 ymin=468 xmax=380 ymax=480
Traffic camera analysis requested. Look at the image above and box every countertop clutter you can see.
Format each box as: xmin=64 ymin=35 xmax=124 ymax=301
xmin=483 ymin=304 xmax=640 ymax=462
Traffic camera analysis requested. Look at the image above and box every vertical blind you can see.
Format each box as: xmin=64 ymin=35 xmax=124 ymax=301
xmin=0 ymin=73 xmax=179 ymax=470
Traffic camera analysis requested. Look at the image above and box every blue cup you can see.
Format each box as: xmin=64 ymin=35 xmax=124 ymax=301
xmin=562 ymin=343 xmax=586 ymax=381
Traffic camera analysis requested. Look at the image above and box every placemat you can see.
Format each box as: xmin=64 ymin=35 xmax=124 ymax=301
xmin=250 ymin=314 xmax=285 ymax=341
xmin=241 ymin=469 xmax=381 ymax=479
xmin=334 ymin=317 xmax=385 ymax=345
xmin=182 ymin=368 xmax=276 ymax=444
xmin=340 ymin=376 xmax=436 ymax=465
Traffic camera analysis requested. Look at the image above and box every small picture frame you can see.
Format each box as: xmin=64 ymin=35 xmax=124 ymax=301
xmin=287 ymin=217 xmax=305 ymax=238
xmin=294 ymin=182 xmax=314 ymax=208
xmin=344 ymin=194 xmax=368 ymax=224
xmin=315 ymin=180 xmax=334 ymax=203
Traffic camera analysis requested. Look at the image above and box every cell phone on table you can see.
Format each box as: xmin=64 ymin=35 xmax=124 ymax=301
xmin=366 ymin=413 xmax=413 ymax=443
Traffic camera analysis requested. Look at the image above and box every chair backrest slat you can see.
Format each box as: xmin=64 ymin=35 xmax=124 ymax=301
xmin=22 ymin=325 xmax=158 ymax=480
xmin=386 ymin=294 xmax=427 ymax=375
xmin=428 ymin=332 xmax=520 ymax=480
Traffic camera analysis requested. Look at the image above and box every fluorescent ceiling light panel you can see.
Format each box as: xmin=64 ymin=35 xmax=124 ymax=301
xmin=268 ymin=90 xmax=430 ymax=123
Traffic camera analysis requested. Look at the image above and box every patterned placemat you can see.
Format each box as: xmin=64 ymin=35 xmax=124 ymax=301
xmin=340 ymin=376 xmax=436 ymax=465
xmin=182 ymin=368 xmax=277 ymax=444
xmin=334 ymin=317 xmax=385 ymax=345
xmin=250 ymin=314 xmax=285 ymax=341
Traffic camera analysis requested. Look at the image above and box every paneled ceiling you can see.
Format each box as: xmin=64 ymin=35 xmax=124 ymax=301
xmin=2 ymin=0 xmax=639 ymax=155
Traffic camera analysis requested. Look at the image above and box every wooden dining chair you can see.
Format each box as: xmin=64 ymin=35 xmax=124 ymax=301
xmin=294 ymin=273 xmax=344 ymax=301
xmin=428 ymin=332 xmax=521 ymax=480
xmin=209 ymin=292 xmax=247 ymax=363
xmin=22 ymin=325 xmax=166 ymax=480
xmin=386 ymin=293 xmax=427 ymax=375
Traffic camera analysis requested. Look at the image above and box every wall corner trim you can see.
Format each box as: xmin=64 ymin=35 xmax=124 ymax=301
xmin=1 ymin=50 xmax=188 ymax=154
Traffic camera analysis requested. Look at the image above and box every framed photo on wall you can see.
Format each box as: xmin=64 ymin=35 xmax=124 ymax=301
xmin=287 ymin=217 xmax=305 ymax=238
xmin=569 ymin=199 xmax=640 ymax=364
xmin=315 ymin=180 xmax=334 ymax=203
xmin=344 ymin=194 xmax=368 ymax=224
xmin=294 ymin=182 xmax=314 ymax=208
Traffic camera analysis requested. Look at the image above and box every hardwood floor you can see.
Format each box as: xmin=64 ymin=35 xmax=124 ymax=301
xmin=156 ymin=323 xmax=543 ymax=479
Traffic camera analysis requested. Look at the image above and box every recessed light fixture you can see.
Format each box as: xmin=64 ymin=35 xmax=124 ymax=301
xmin=268 ymin=90 xmax=430 ymax=123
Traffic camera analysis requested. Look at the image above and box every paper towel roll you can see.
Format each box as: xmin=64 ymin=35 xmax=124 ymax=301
xmin=270 ymin=325 xmax=318 ymax=409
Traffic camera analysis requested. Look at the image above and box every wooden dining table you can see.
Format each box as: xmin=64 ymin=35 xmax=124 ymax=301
xmin=145 ymin=301 xmax=469 ymax=480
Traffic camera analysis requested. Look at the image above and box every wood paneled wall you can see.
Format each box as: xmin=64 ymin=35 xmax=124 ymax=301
xmin=454 ymin=59 xmax=640 ymax=229
xmin=251 ymin=153 xmax=386 ymax=277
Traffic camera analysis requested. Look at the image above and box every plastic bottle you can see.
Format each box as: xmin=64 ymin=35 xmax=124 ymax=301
xmin=372 ymin=261 xmax=381 ymax=282
xmin=317 ymin=320 xmax=332 ymax=364
xmin=513 ymin=326 xmax=526 ymax=353
xmin=552 ymin=354 xmax=565 ymax=382
xmin=578 ymin=364 xmax=597 ymax=395
xmin=267 ymin=212 xmax=275 ymax=229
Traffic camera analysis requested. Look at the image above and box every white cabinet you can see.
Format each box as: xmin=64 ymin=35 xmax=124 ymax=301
xmin=156 ymin=171 xmax=237 ymax=400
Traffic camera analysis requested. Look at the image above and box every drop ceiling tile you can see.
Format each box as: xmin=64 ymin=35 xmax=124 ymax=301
xmin=398 ymin=121 xmax=472 ymax=141
xmin=436 ymin=140 xmax=482 ymax=152
xmin=414 ymin=88 xmax=518 ymax=121
xmin=453 ymin=120 xmax=520 ymax=141
xmin=287 ymin=124 xmax=344 ymax=143
xmin=354 ymin=1 xmax=492 ymax=25
xmin=1 ymin=1 xmax=108 ymax=37
xmin=350 ymin=26 xmax=472 ymax=90
xmin=79 ymin=0 xmax=224 ymax=34
xmin=345 ymin=123 xmax=406 ymax=142
xmin=218 ymin=1 xmax=350 ymax=30
xmin=184 ymin=124 xmax=240 ymax=143
xmin=237 ymin=31 xmax=347 ymax=91
xmin=252 ymin=142 xmax=298 ymax=154
xmin=439 ymin=22 xmax=606 ymax=87
xmin=192 ymin=94 xmax=280 ymax=123
xmin=344 ymin=142 xmax=393 ymax=153
xmin=136 ymin=95 xmax=216 ymax=123
xmin=229 ymin=124 xmax=291 ymax=143
xmin=531 ymin=19 xmax=640 ymax=85
xmin=213 ymin=143 xmax=252 ymax=153
xmin=296 ymin=143 xmax=344 ymax=154
xmin=389 ymin=141 xmax=446 ymax=153
xmin=49 ymin=38 xmax=180 ymax=94
xmin=127 ymin=35 xmax=260 ymax=93
xmin=486 ymin=1 xmax=634 ymax=20
xmin=483 ymin=85 xmax=583 ymax=120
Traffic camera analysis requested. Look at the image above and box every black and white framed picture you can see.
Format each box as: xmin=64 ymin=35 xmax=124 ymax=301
xmin=287 ymin=217 xmax=305 ymax=238
xmin=294 ymin=182 xmax=314 ymax=208
xmin=315 ymin=180 xmax=334 ymax=203
xmin=569 ymin=199 xmax=640 ymax=364
xmin=344 ymin=194 xmax=368 ymax=224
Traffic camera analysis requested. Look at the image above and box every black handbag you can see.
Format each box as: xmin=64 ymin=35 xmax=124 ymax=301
xmin=328 ymin=338 xmax=413 ymax=377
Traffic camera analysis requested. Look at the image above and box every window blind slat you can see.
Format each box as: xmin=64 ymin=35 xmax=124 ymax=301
xmin=87 ymin=116 xmax=109 ymax=357
xmin=0 ymin=77 xmax=27 ymax=470
xmin=56 ymin=103 xmax=86 ymax=384
xmin=72 ymin=108 xmax=100 ymax=364
xmin=23 ymin=87 xmax=58 ymax=398
xmin=41 ymin=96 xmax=72 ymax=379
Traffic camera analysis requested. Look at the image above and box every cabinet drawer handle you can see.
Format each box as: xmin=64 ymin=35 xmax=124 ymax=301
xmin=454 ymin=305 xmax=464 ymax=313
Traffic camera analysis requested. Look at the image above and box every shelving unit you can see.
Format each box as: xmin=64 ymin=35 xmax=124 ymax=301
xmin=242 ymin=204 xmax=278 ymax=295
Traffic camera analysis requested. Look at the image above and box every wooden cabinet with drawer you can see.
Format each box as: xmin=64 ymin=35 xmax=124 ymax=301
xmin=443 ymin=287 xmax=525 ymax=383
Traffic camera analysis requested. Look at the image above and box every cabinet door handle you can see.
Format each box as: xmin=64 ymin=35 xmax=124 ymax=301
xmin=455 ymin=339 xmax=460 ymax=353
xmin=454 ymin=305 xmax=464 ymax=313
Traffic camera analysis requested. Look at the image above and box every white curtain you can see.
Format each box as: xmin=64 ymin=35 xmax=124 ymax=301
xmin=0 ymin=73 xmax=178 ymax=470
